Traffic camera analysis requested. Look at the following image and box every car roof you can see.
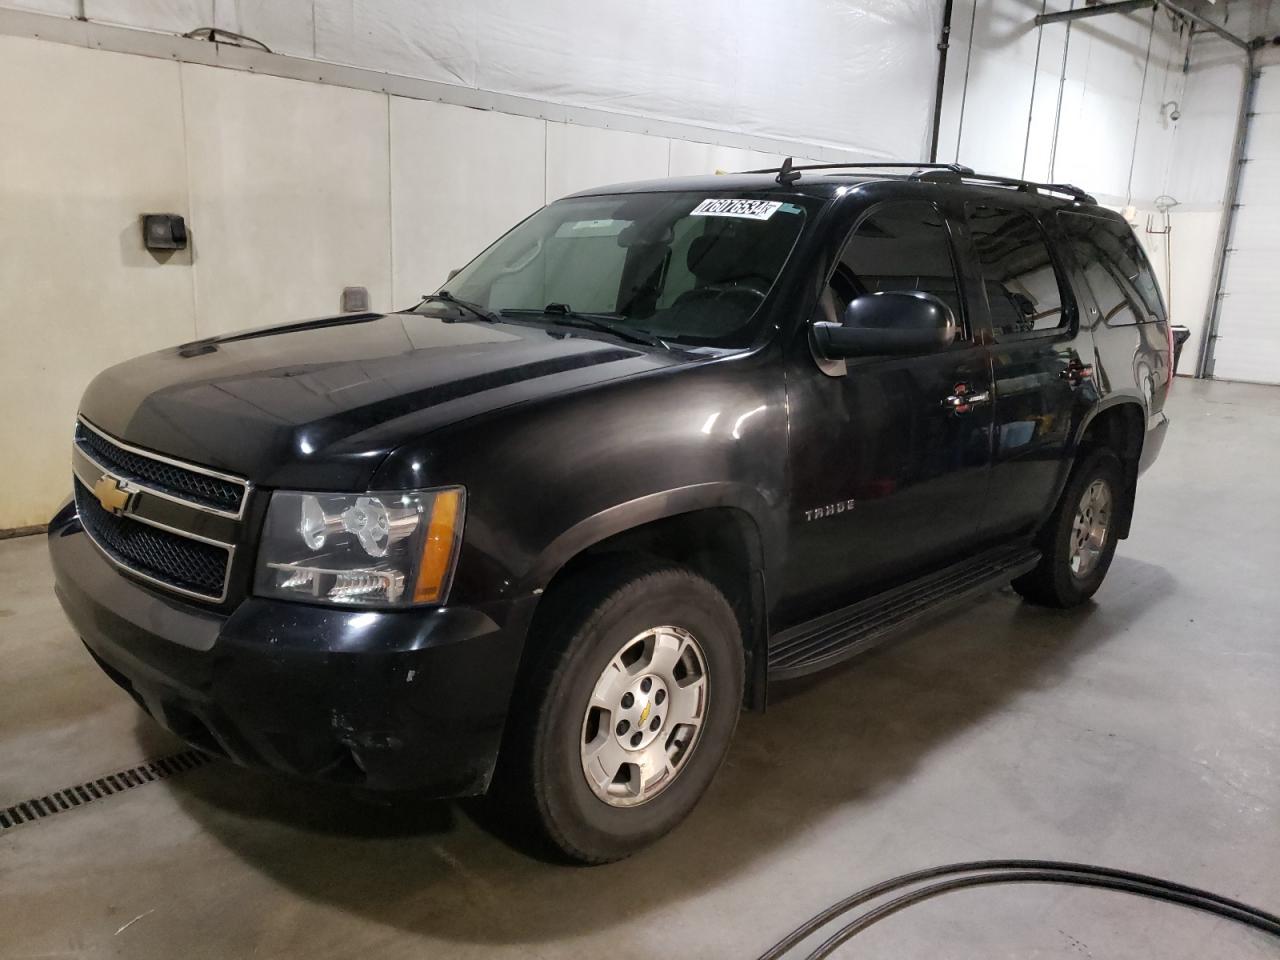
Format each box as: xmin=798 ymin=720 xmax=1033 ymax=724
xmin=565 ymin=171 xmax=880 ymax=200
xmin=565 ymin=169 xmax=1117 ymax=219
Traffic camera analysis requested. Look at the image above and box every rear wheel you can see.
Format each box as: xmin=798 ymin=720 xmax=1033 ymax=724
xmin=498 ymin=561 xmax=744 ymax=864
xmin=1013 ymin=449 xmax=1123 ymax=608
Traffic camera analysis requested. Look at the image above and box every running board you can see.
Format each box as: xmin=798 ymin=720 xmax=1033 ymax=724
xmin=768 ymin=544 xmax=1041 ymax=681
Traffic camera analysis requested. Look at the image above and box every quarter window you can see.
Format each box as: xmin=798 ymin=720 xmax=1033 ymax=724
xmin=825 ymin=201 xmax=963 ymax=335
xmin=966 ymin=204 xmax=1069 ymax=336
xmin=1059 ymin=212 xmax=1165 ymax=323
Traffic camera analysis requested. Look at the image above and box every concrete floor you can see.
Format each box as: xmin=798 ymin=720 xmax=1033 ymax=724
xmin=2 ymin=377 xmax=1278 ymax=959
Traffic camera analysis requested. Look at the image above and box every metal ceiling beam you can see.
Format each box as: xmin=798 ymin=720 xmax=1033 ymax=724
xmin=1036 ymin=2 xmax=1155 ymax=27
xmin=1161 ymin=1 xmax=1250 ymax=50
xmin=1035 ymin=0 xmax=1251 ymax=51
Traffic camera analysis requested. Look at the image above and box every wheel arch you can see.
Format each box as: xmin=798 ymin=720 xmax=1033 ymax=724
xmin=1072 ymin=399 xmax=1145 ymax=539
xmin=522 ymin=487 xmax=772 ymax=710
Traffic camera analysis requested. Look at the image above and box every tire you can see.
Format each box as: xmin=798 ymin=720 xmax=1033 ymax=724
xmin=1013 ymin=448 xmax=1123 ymax=608
xmin=496 ymin=560 xmax=744 ymax=864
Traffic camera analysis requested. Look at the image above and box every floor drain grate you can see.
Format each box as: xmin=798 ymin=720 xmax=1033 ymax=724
xmin=0 ymin=749 xmax=214 ymax=832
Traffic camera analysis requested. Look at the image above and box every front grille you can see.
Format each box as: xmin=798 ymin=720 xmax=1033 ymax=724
xmin=74 ymin=479 xmax=230 ymax=600
xmin=75 ymin=422 xmax=246 ymax=515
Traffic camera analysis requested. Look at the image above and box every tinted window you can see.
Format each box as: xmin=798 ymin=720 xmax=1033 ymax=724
xmin=829 ymin=201 xmax=962 ymax=324
xmin=966 ymin=204 xmax=1067 ymax=336
xmin=1078 ymin=253 xmax=1141 ymax=327
xmin=1059 ymin=212 xmax=1164 ymax=322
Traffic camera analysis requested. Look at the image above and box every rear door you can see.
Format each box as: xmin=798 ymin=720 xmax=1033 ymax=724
xmin=952 ymin=201 xmax=1096 ymax=540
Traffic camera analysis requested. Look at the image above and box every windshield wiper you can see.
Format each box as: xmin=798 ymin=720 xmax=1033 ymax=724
xmin=416 ymin=291 xmax=500 ymax=323
xmin=499 ymin=304 xmax=666 ymax=347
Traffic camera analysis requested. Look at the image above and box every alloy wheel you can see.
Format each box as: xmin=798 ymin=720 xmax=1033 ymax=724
xmin=579 ymin=626 xmax=709 ymax=807
xmin=1069 ymin=477 xmax=1112 ymax=578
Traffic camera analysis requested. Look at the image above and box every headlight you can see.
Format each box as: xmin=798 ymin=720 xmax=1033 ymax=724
xmin=254 ymin=487 xmax=465 ymax=607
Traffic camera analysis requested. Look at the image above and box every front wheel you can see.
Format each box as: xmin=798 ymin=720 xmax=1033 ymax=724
xmin=498 ymin=562 xmax=744 ymax=864
xmin=1013 ymin=449 xmax=1123 ymax=608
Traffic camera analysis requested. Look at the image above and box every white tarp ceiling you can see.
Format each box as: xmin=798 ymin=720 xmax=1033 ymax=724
xmin=1 ymin=0 xmax=946 ymax=159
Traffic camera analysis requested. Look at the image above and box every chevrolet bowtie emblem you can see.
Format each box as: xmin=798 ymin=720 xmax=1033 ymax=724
xmin=92 ymin=474 xmax=132 ymax=515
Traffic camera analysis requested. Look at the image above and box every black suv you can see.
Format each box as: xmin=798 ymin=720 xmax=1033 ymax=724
xmin=49 ymin=162 xmax=1172 ymax=863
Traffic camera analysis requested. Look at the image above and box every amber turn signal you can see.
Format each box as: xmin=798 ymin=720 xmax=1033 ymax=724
xmin=413 ymin=488 xmax=464 ymax=603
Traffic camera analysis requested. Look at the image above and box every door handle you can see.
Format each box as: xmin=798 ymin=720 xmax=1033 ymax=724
xmin=942 ymin=385 xmax=990 ymax=414
xmin=1061 ymin=358 xmax=1094 ymax=386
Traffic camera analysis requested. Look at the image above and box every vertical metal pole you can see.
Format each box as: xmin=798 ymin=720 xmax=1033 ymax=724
xmin=930 ymin=0 xmax=956 ymax=163
xmin=1021 ymin=1 xmax=1049 ymax=179
xmin=1196 ymin=50 xmax=1259 ymax=379
xmin=1048 ymin=1 xmax=1076 ymax=182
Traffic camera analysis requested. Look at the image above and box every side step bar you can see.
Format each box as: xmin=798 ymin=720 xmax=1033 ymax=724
xmin=768 ymin=544 xmax=1041 ymax=681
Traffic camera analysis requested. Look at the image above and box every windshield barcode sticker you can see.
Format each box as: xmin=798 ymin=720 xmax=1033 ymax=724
xmin=691 ymin=198 xmax=783 ymax=220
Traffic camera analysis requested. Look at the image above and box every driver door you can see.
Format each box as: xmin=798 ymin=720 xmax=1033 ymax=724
xmin=779 ymin=196 xmax=994 ymax=626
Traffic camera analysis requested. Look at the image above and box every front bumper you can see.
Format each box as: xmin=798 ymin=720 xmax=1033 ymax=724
xmin=48 ymin=501 xmax=537 ymax=795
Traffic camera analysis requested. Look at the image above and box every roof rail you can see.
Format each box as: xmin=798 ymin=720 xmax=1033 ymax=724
xmin=917 ymin=170 xmax=1097 ymax=204
xmin=741 ymin=158 xmax=1098 ymax=205
xmin=742 ymin=161 xmax=976 ymax=176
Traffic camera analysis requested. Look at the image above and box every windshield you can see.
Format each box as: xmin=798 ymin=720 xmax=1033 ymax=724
xmin=441 ymin=191 xmax=812 ymax=346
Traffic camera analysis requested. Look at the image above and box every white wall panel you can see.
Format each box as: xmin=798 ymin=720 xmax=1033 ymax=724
xmin=951 ymin=0 xmax=1043 ymax=174
xmin=0 ymin=0 xmax=73 ymax=15
xmin=213 ymin=0 xmax=316 ymax=59
xmin=0 ymin=36 xmax=194 ymax=527
xmin=86 ymin=0 xmax=212 ymax=34
xmin=1020 ymin=19 xmax=1071 ymax=183
xmin=942 ymin=0 xmax=1189 ymax=205
xmin=667 ymin=143 xmax=757 ymax=178
xmin=1165 ymin=209 xmax=1223 ymax=371
xmin=314 ymin=0 xmax=477 ymax=87
xmin=544 ymin=123 xmax=671 ymax=201
xmin=476 ymin=0 xmax=738 ymax=131
xmin=180 ymin=63 xmax=391 ymax=337
xmin=1061 ymin=88 xmax=1144 ymax=200
xmin=1 ymin=0 xmax=944 ymax=159
xmin=666 ymin=142 xmax=793 ymax=178
xmin=390 ymin=99 xmax=545 ymax=304
xmin=723 ymin=0 xmax=939 ymax=157
xmin=1167 ymin=37 xmax=1246 ymax=207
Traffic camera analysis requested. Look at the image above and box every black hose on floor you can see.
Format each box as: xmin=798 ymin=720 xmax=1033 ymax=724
xmin=756 ymin=859 xmax=1280 ymax=959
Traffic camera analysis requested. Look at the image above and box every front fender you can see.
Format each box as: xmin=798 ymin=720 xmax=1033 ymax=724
xmin=371 ymin=350 xmax=789 ymax=607
xmin=526 ymin=482 xmax=775 ymax=592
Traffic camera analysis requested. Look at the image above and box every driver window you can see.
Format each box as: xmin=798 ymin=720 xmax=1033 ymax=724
xmin=822 ymin=201 xmax=964 ymax=336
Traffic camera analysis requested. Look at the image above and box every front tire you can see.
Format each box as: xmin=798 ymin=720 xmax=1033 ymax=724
xmin=1013 ymin=448 xmax=1123 ymax=608
xmin=499 ymin=561 xmax=744 ymax=864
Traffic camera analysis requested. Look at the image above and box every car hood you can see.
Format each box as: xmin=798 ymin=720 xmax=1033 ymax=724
xmin=79 ymin=310 xmax=680 ymax=489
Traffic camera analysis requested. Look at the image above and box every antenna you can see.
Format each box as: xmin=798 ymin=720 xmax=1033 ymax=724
xmin=776 ymin=157 xmax=802 ymax=186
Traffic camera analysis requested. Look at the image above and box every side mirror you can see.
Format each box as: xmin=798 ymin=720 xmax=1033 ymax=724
xmin=812 ymin=291 xmax=956 ymax=359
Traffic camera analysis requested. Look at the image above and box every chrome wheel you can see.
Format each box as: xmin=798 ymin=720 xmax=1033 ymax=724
xmin=579 ymin=626 xmax=709 ymax=807
xmin=1069 ymin=478 xmax=1112 ymax=578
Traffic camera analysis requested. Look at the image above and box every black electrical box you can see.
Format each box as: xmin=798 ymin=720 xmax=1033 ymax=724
xmin=142 ymin=213 xmax=188 ymax=251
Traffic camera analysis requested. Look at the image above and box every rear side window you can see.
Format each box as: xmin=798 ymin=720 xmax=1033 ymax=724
xmin=832 ymin=200 xmax=963 ymax=324
xmin=1059 ymin=212 xmax=1165 ymax=323
xmin=965 ymin=204 xmax=1068 ymax=337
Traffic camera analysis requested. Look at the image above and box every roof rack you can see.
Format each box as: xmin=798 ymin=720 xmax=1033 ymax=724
xmin=916 ymin=169 xmax=1097 ymax=204
xmin=740 ymin=159 xmax=1097 ymax=205
xmin=743 ymin=161 xmax=976 ymax=176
